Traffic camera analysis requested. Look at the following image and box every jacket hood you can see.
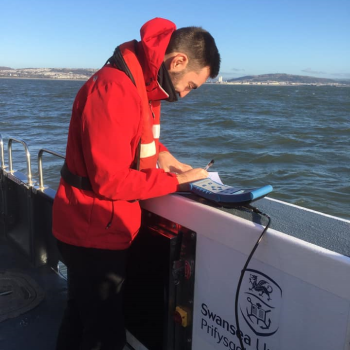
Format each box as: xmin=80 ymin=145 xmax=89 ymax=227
xmin=138 ymin=18 xmax=176 ymax=101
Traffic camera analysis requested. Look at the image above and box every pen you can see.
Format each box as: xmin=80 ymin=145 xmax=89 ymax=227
xmin=204 ymin=159 xmax=214 ymax=171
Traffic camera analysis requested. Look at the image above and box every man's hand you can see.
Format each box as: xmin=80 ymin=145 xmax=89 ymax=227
xmin=176 ymin=168 xmax=208 ymax=191
xmin=157 ymin=151 xmax=207 ymax=191
xmin=158 ymin=151 xmax=192 ymax=173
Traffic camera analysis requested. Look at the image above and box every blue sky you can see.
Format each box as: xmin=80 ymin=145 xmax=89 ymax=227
xmin=1 ymin=0 xmax=349 ymax=79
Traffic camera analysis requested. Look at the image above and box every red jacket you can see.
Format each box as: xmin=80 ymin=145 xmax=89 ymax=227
xmin=52 ymin=18 xmax=179 ymax=250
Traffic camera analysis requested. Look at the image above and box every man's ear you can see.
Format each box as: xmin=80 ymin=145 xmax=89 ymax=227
xmin=169 ymin=53 xmax=189 ymax=72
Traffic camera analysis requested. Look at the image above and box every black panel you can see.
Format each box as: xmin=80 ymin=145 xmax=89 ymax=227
xmin=31 ymin=189 xmax=61 ymax=268
xmin=124 ymin=217 xmax=178 ymax=350
xmin=0 ymin=169 xmax=5 ymax=239
xmin=3 ymin=174 xmax=32 ymax=260
xmin=124 ymin=210 xmax=197 ymax=350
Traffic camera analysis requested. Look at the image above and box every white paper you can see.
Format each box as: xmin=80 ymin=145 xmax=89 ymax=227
xmin=208 ymin=172 xmax=223 ymax=184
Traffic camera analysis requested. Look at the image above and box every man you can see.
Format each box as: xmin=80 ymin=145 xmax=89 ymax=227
xmin=52 ymin=17 xmax=220 ymax=350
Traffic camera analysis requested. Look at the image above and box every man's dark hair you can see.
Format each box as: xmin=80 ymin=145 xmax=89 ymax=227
xmin=166 ymin=27 xmax=221 ymax=78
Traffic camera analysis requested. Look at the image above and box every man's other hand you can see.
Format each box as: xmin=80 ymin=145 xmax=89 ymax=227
xmin=158 ymin=151 xmax=192 ymax=173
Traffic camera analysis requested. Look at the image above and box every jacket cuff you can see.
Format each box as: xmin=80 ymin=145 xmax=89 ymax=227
xmin=158 ymin=142 xmax=169 ymax=153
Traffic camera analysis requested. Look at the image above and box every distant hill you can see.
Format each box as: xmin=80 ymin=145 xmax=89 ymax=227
xmin=49 ymin=68 xmax=98 ymax=75
xmin=227 ymin=73 xmax=350 ymax=85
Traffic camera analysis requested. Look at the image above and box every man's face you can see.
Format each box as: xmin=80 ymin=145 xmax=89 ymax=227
xmin=169 ymin=66 xmax=210 ymax=98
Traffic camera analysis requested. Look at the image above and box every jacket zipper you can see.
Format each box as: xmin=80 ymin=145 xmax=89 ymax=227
xmin=149 ymin=101 xmax=155 ymax=118
xmin=105 ymin=201 xmax=115 ymax=229
xmin=106 ymin=105 xmax=153 ymax=230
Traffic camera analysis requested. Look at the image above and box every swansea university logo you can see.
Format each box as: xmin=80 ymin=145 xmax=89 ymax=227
xmin=239 ymin=269 xmax=282 ymax=337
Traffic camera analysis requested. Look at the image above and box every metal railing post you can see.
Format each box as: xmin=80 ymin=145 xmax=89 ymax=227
xmin=0 ymin=134 xmax=4 ymax=169
xmin=8 ymin=137 xmax=32 ymax=186
xmin=38 ymin=149 xmax=65 ymax=191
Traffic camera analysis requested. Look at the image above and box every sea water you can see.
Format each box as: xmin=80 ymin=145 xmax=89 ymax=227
xmin=0 ymin=78 xmax=349 ymax=220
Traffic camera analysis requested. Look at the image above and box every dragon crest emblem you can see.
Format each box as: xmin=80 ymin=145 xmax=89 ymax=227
xmin=249 ymin=274 xmax=273 ymax=300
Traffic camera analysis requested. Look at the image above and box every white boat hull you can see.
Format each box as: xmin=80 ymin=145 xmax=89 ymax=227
xmin=141 ymin=194 xmax=350 ymax=350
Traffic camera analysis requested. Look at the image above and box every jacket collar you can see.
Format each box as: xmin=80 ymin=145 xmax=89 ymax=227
xmin=157 ymin=63 xmax=178 ymax=102
xmin=138 ymin=18 xmax=176 ymax=101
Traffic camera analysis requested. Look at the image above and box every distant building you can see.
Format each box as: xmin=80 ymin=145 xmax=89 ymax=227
xmin=218 ymin=76 xmax=223 ymax=83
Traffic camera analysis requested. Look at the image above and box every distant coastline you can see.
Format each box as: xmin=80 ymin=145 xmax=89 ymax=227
xmin=0 ymin=67 xmax=97 ymax=81
xmin=1 ymin=67 xmax=349 ymax=86
xmin=0 ymin=76 xmax=88 ymax=82
xmin=206 ymin=81 xmax=350 ymax=87
xmin=210 ymin=73 xmax=350 ymax=87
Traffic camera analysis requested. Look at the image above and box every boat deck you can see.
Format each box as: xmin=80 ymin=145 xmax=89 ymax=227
xmin=0 ymin=236 xmax=66 ymax=350
xmin=0 ymin=237 xmax=134 ymax=350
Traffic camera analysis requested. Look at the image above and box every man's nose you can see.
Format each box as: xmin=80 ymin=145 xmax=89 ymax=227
xmin=178 ymin=90 xmax=190 ymax=98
